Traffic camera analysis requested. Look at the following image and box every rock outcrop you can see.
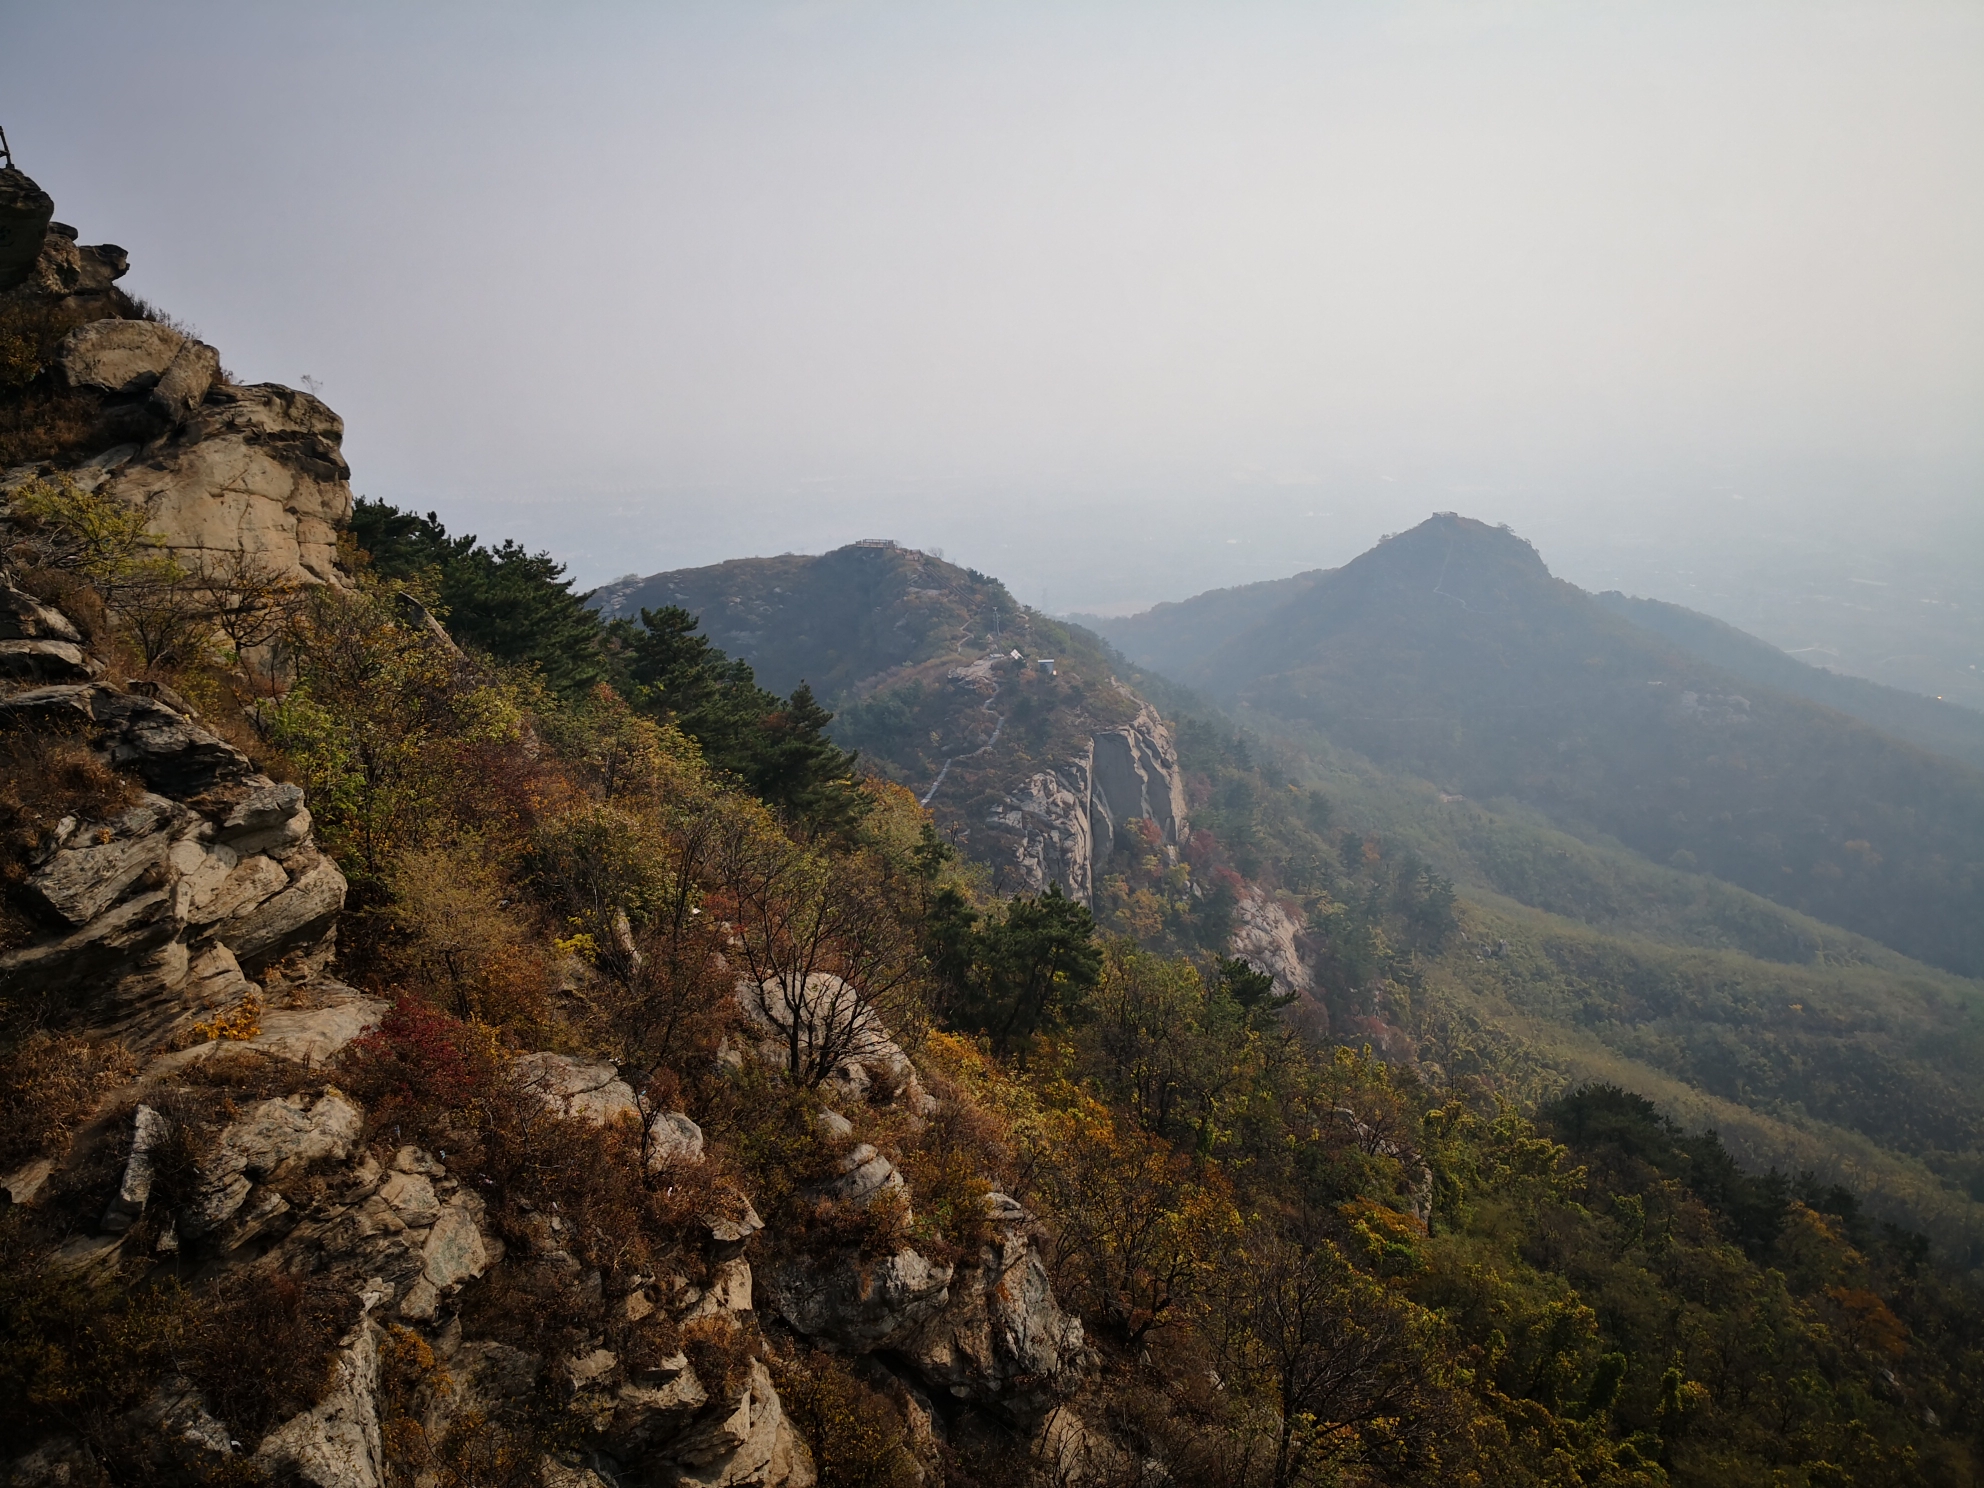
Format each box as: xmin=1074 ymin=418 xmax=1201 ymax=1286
xmin=0 ymin=628 xmax=348 ymax=1047
xmin=1229 ymin=887 xmax=1311 ymax=999
xmin=992 ymin=702 xmax=1189 ymax=905
xmin=1 ymin=178 xmax=353 ymax=589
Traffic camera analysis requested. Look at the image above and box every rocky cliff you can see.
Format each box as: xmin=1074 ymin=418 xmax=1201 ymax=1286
xmin=1 ymin=520 xmax=1095 ymax=1488
xmin=991 ymin=700 xmax=1189 ymax=906
xmin=1 ymin=176 xmax=351 ymax=589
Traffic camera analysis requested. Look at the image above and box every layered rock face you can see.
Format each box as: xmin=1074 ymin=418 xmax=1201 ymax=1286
xmin=993 ymin=702 xmax=1189 ymax=905
xmin=0 ymin=586 xmax=348 ymax=1051
xmin=1 ymin=182 xmax=353 ymax=588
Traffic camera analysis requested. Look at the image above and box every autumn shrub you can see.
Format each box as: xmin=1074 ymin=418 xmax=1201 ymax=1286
xmin=378 ymin=845 xmax=550 ymax=1033
xmin=681 ymin=1314 xmax=757 ymax=1402
xmin=0 ymin=1030 xmax=138 ymax=1169
xmin=340 ymin=996 xmax=506 ymax=1143
xmin=770 ymin=1348 xmax=921 ymax=1488
xmin=184 ymin=1267 xmax=361 ymax=1442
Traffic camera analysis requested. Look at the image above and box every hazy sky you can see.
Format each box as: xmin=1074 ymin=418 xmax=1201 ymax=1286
xmin=4 ymin=1 xmax=1980 ymax=614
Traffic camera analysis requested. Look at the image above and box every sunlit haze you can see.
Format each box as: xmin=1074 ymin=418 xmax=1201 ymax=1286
xmin=4 ymin=1 xmax=1979 ymax=697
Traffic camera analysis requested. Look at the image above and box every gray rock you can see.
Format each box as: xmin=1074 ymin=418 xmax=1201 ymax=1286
xmin=0 ymin=166 xmax=56 ymax=291
xmin=516 ymin=1051 xmax=641 ymax=1127
xmin=188 ymin=853 xmax=289 ymax=927
xmin=0 ymin=639 xmax=92 ymax=681
xmin=0 ymin=683 xmax=97 ymax=729
xmin=100 ymin=382 xmax=353 ymax=588
xmin=421 ymin=1202 xmax=491 ymax=1290
xmin=769 ymin=1248 xmax=953 ymax=1352
xmin=648 ymin=1111 xmax=706 ymax=1170
xmin=146 ymin=339 xmax=221 ymax=423
xmin=55 ymin=319 xmax=185 ymax=395
xmin=0 ymin=584 xmax=81 ymax=642
xmin=220 ymin=855 xmax=347 ymax=970
xmin=699 ymin=1198 xmax=764 ymax=1261
xmin=900 ymin=1228 xmax=1089 ymax=1415
xmin=26 ymin=797 xmax=181 ymax=926
xmin=185 ymin=1090 xmax=363 ymax=1235
xmin=811 ymin=1143 xmax=905 ymax=1210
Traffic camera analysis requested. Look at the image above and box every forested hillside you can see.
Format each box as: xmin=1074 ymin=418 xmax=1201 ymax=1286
xmin=1147 ymin=514 xmax=1984 ymax=978
xmin=1592 ymin=589 xmax=1984 ymax=771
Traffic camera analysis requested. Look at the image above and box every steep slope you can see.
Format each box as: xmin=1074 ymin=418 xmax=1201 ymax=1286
xmin=1178 ymin=513 xmax=1984 ymax=977
xmin=1068 ymin=566 xmax=1330 ymax=675
xmin=1596 ymin=588 xmax=1984 ymax=770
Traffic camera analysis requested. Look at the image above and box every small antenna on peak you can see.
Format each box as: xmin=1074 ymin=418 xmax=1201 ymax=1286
xmin=0 ymin=125 xmax=14 ymax=169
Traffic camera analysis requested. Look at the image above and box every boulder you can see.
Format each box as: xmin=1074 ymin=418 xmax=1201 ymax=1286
xmin=101 ymin=1104 xmax=171 ymax=1234
xmin=649 ymin=1111 xmax=706 ymax=1170
xmin=989 ymin=751 xmax=1095 ymax=904
xmin=768 ymin=1248 xmax=953 ymax=1352
xmin=0 ymin=167 xmax=55 ymax=291
xmin=0 ymin=583 xmax=82 ymax=642
xmin=55 ymin=319 xmax=185 ymax=395
xmin=1228 ymin=887 xmax=1311 ymax=998
xmin=25 ymin=795 xmax=184 ymax=926
xmin=99 ymin=382 xmax=353 ymax=587
xmin=516 ymin=1052 xmax=641 ymax=1127
xmin=0 ymin=639 xmax=93 ymax=682
xmin=3 ymin=220 xmax=128 ymax=308
xmin=732 ymin=974 xmax=931 ymax=1111
xmin=185 ymin=1089 xmax=363 ymax=1235
xmin=219 ymin=854 xmax=347 ymax=971
xmin=900 ymin=1202 xmax=1089 ymax=1414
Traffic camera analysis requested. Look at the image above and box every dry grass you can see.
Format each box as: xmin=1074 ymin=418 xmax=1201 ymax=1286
xmin=0 ymin=1030 xmax=139 ymax=1172
xmin=0 ymin=297 xmax=111 ymax=468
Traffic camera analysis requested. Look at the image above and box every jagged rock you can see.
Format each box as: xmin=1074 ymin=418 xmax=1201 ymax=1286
xmin=3 ymin=220 xmax=128 ymax=309
xmin=93 ymin=688 xmax=254 ymax=796
xmin=991 ymin=753 xmax=1094 ymax=904
xmin=0 ymin=639 xmax=92 ymax=681
xmin=595 ymin=1351 xmax=710 ymax=1458
xmin=184 ymin=1089 xmax=363 ymax=1236
xmin=992 ymin=702 xmax=1191 ymax=904
xmin=25 ymin=795 xmax=184 ymax=926
xmin=128 ymin=1376 xmax=235 ymax=1467
xmin=700 ymin=1198 xmax=764 ymax=1261
xmin=516 ymin=1052 xmax=642 ymax=1126
xmin=769 ymin=1248 xmax=953 ymax=1352
xmin=0 ymin=167 xmax=56 ymax=291
xmin=0 ymin=682 xmax=96 ymax=729
xmin=1089 ymin=703 xmax=1189 ymax=864
xmin=0 ymin=583 xmax=82 ymax=642
xmin=147 ymin=339 xmax=220 ymax=425
xmin=900 ymin=1199 xmax=1089 ymax=1415
xmin=733 ymin=974 xmax=932 ymax=1111
xmin=810 ymin=1142 xmax=905 ymax=1210
xmin=667 ymin=1360 xmax=812 ymax=1488
xmin=55 ymin=319 xmax=186 ymax=395
xmin=254 ymin=1321 xmax=384 ymax=1488
xmin=98 ymin=382 xmax=353 ymax=587
xmin=680 ymin=1257 xmax=754 ymax=1322
xmin=217 ymin=854 xmax=346 ymax=971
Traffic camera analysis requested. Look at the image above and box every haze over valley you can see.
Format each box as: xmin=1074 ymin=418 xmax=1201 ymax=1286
xmin=5 ymin=5 xmax=1984 ymax=1485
